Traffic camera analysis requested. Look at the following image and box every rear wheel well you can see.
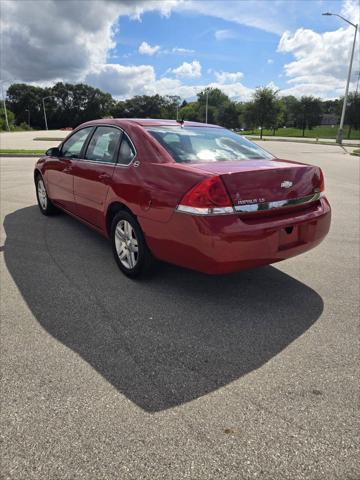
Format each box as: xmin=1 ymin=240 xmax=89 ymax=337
xmin=106 ymin=202 xmax=134 ymax=236
xmin=34 ymin=169 xmax=42 ymax=183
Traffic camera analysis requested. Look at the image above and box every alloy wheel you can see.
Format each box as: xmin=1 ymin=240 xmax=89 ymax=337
xmin=114 ymin=219 xmax=139 ymax=269
xmin=37 ymin=178 xmax=48 ymax=210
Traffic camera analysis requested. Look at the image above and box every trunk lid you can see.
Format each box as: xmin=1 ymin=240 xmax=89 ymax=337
xmin=190 ymin=159 xmax=323 ymax=207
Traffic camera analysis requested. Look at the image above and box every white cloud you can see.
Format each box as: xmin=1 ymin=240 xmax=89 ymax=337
xmin=277 ymin=0 xmax=360 ymax=98
xmin=341 ymin=0 xmax=359 ymax=22
xmin=144 ymin=78 xmax=253 ymax=101
xmin=0 ymin=0 xmax=182 ymax=83
xmin=171 ymin=47 xmax=195 ymax=54
xmin=208 ymin=82 xmax=253 ymax=100
xmin=159 ymin=47 xmax=196 ymax=55
xmin=5 ymin=0 xmax=357 ymax=103
xmin=143 ymin=77 xmax=200 ymax=99
xmin=267 ymin=58 xmax=274 ymax=64
xmin=84 ymin=64 xmax=253 ymax=101
xmin=85 ymin=64 xmax=155 ymax=97
xmin=138 ymin=41 xmax=160 ymax=55
xmin=266 ymin=81 xmax=280 ymax=91
xmin=171 ymin=60 xmax=202 ymax=78
xmin=214 ymin=71 xmax=244 ymax=83
xmin=214 ymin=29 xmax=237 ymax=40
xmin=175 ymin=1 xmax=289 ymax=35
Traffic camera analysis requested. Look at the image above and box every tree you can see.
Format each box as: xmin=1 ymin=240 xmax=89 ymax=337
xmin=178 ymin=102 xmax=200 ymax=121
xmin=160 ymin=95 xmax=181 ymax=119
xmin=294 ymin=96 xmax=322 ymax=136
xmin=321 ymin=98 xmax=341 ymax=116
xmin=269 ymin=99 xmax=286 ymax=135
xmin=111 ymin=100 xmax=128 ymax=118
xmin=0 ymin=107 xmax=15 ymax=131
xmin=242 ymin=101 xmax=257 ymax=132
xmin=196 ymin=87 xmax=231 ymax=124
xmin=50 ymin=82 xmax=115 ymax=127
xmin=118 ymin=95 xmax=164 ymax=119
xmin=248 ymin=87 xmax=279 ymax=139
xmin=216 ymin=101 xmax=239 ymax=129
xmin=344 ymin=92 xmax=360 ymax=138
xmin=7 ymin=82 xmax=115 ymax=129
xmin=7 ymin=83 xmax=47 ymax=129
xmin=280 ymin=95 xmax=299 ymax=127
xmin=197 ymin=87 xmax=229 ymax=108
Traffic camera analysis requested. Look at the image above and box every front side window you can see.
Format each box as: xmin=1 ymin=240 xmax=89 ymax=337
xmin=118 ymin=134 xmax=136 ymax=165
xmin=61 ymin=127 xmax=92 ymax=159
xmin=85 ymin=126 xmax=122 ymax=163
xmin=145 ymin=126 xmax=274 ymax=163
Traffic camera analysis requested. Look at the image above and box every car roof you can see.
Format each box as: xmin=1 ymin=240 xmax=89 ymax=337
xmin=124 ymin=119 xmax=220 ymax=128
xmin=78 ymin=118 xmax=221 ymax=129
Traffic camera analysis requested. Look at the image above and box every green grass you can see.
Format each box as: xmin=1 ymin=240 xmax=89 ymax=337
xmin=0 ymin=149 xmax=45 ymax=154
xmin=353 ymin=149 xmax=360 ymax=154
xmin=241 ymin=126 xmax=360 ymax=140
xmin=33 ymin=137 xmax=65 ymax=141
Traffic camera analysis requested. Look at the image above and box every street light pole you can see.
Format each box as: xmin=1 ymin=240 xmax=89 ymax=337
xmin=205 ymin=89 xmax=209 ymax=124
xmin=42 ymin=97 xmax=49 ymax=130
xmin=42 ymin=95 xmax=55 ymax=130
xmin=323 ymin=12 xmax=358 ymax=144
xmin=1 ymin=84 xmax=10 ymax=132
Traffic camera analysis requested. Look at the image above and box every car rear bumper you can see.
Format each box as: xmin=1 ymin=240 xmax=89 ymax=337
xmin=140 ymin=197 xmax=331 ymax=274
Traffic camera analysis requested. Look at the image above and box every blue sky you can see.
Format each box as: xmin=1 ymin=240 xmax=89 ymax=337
xmin=110 ymin=11 xmax=281 ymax=86
xmin=2 ymin=0 xmax=359 ymax=100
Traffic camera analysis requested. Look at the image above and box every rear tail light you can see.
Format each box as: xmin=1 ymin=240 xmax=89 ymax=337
xmin=176 ymin=176 xmax=235 ymax=215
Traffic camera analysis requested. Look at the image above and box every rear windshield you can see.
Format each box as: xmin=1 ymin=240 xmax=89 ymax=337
xmin=145 ymin=126 xmax=274 ymax=163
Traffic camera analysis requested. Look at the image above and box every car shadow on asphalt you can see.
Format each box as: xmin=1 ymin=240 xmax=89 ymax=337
xmin=4 ymin=206 xmax=324 ymax=412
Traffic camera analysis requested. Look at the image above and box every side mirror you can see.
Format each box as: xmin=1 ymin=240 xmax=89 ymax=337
xmin=46 ymin=147 xmax=61 ymax=157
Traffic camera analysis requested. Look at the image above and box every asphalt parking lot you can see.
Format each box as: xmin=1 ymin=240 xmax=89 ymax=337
xmin=1 ymin=142 xmax=359 ymax=480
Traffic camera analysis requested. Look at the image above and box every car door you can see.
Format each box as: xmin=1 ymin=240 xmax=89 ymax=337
xmin=46 ymin=127 xmax=93 ymax=213
xmin=71 ymin=126 xmax=123 ymax=228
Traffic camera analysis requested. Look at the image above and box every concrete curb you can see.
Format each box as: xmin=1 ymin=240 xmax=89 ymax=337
xmin=247 ymin=137 xmax=360 ymax=147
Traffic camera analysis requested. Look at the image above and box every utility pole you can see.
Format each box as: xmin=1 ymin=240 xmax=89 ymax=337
xmin=323 ymin=12 xmax=358 ymax=144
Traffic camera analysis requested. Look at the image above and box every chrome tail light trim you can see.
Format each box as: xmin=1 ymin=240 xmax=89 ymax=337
xmin=176 ymin=205 xmax=235 ymax=215
xmin=234 ymin=192 xmax=323 ymax=213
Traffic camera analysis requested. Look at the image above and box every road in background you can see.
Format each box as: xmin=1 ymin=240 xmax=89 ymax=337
xmin=0 ymin=130 xmax=68 ymax=150
xmin=248 ymin=135 xmax=359 ymax=146
xmin=1 ymin=130 xmax=359 ymax=152
xmin=1 ymin=142 xmax=359 ymax=479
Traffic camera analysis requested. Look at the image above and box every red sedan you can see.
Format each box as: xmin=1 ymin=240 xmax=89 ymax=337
xmin=34 ymin=119 xmax=331 ymax=277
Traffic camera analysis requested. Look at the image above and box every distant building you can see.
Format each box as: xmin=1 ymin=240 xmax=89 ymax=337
xmin=320 ymin=114 xmax=338 ymax=126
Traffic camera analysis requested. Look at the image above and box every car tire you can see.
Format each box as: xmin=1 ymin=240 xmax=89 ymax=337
xmin=111 ymin=210 xmax=154 ymax=278
xmin=35 ymin=174 xmax=58 ymax=215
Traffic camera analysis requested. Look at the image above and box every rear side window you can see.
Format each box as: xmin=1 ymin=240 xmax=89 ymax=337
xmin=118 ymin=134 xmax=136 ymax=165
xmin=145 ymin=126 xmax=274 ymax=163
xmin=61 ymin=127 xmax=92 ymax=159
xmin=85 ymin=126 xmax=122 ymax=163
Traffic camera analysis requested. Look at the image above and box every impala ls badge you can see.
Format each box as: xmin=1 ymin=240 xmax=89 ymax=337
xmin=281 ymin=180 xmax=293 ymax=188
